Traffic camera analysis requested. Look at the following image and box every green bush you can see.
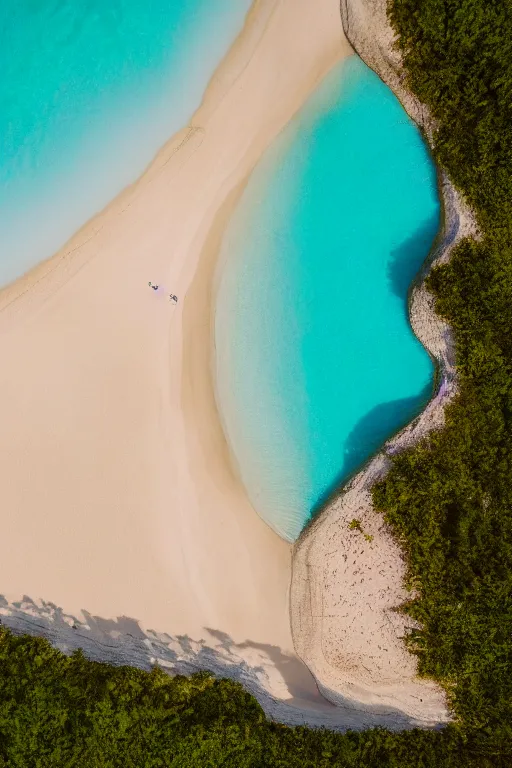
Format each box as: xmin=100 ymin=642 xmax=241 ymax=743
xmin=372 ymin=0 xmax=512 ymax=754
xmin=0 ymin=627 xmax=509 ymax=767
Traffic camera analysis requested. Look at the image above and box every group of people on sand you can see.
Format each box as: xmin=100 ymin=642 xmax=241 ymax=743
xmin=148 ymin=282 xmax=178 ymax=303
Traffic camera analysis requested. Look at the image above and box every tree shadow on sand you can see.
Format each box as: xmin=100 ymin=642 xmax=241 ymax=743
xmin=0 ymin=594 xmax=435 ymax=730
xmin=205 ymin=627 xmax=323 ymax=704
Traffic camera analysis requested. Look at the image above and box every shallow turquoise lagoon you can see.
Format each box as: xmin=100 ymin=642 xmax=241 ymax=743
xmin=0 ymin=0 xmax=251 ymax=284
xmin=215 ymin=56 xmax=440 ymax=542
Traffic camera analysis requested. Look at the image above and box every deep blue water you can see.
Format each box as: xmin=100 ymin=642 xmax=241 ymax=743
xmin=215 ymin=55 xmax=440 ymax=542
xmin=0 ymin=0 xmax=251 ymax=284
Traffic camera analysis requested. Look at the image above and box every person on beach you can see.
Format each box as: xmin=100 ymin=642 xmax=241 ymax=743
xmin=170 ymin=294 xmax=178 ymax=303
xmin=148 ymin=282 xmax=159 ymax=291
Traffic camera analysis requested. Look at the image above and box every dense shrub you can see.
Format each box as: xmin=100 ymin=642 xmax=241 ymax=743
xmin=1 ymin=628 xmax=510 ymax=767
xmin=372 ymin=0 xmax=512 ymax=755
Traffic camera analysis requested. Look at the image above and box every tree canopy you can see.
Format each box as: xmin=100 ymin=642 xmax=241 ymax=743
xmin=372 ymin=0 xmax=512 ymax=756
xmin=0 ymin=627 xmax=508 ymax=767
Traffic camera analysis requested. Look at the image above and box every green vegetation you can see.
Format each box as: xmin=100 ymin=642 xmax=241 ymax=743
xmin=349 ymin=518 xmax=374 ymax=542
xmin=371 ymin=0 xmax=512 ymax=757
xmin=1 ymin=1 xmax=511 ymax=765
xmin=0 ymin=627 xmax=508 ymax=767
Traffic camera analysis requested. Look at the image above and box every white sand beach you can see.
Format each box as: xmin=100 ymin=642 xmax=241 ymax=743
xmin=0 ymin=0 xmax=454 ymax=730
xmin=0 ymin=0 xmax=355 ymax=724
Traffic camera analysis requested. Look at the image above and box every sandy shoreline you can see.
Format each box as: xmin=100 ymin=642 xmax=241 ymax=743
xmin=0 ymin=0 xmax=370 ymax=730
xmin=289 ymin=0 xmax=478 ymax=728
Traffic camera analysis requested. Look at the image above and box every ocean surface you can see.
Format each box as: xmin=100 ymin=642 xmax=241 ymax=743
xmin=215 ymin=55 xmax=440 ymax=542
xmin=0 ymin=0 xmax=251 ymax=285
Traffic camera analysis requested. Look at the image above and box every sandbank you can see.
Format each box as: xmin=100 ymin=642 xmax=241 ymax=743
xmin=0 ymin=0 xmax=364 ymax=729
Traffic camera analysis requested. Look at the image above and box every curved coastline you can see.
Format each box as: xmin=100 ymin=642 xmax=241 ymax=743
xmin=214 ymin=54 xmax=440 ymax=544
xmin=290 ymin=0 xmax=478 ymax=729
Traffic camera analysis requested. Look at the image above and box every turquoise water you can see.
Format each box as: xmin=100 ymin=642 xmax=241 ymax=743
xmin=0 ymin=0 xmax=251 ymax=284
xmin=215 ymin=56 xmax=440 ymax=542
